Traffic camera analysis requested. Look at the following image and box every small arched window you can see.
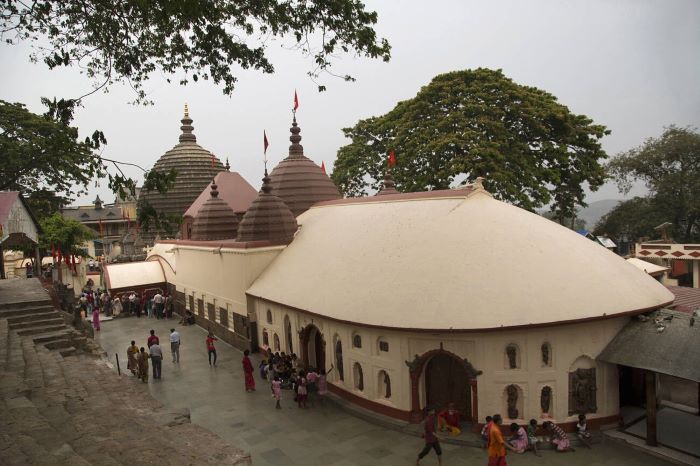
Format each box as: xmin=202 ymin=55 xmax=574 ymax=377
xmin=353 ymin=362 xmax=364 ymax=391
xmin=262 ymin=329 xmax=269 ymax=347
xmin=505 ymin=344 xmax=520 ymax=369
xmin=378 ymin=370 xmax=391 ymax=398
xmin=273 ymin=333 xmax=280 ymax=352
xmin=266 ymin=309 xmax=273 ymax=324
xmin=541 ymin=342 xmax=552 ymax=367
xmin=352 ymin=333 xmax=362 ymax=348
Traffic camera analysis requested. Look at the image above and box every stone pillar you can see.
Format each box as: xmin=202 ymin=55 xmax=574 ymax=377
xmin=645 ymin=370 xmax=657 ymax=446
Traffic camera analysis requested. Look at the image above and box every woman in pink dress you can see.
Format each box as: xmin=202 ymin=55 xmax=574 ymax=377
xmin=272 ymin=375 xmax=282 ymax=409
xmin=296 ymin=370 xmax=308 ymax=408
xmin=92 ymin=305 xmax=100 ymax=331
xmin=242 ymin=349 xmax=256 ymax=392
xmin=317 ymin=365 xmax=334 ymax=405
xmin=544 ymin=421 xmax=575 ymax=452
xmin=508 ymin=423 xmax=528 ymax=453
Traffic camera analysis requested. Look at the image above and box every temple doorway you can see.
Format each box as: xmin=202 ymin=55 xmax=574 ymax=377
xmin=300 ymin=324 xmax=325 ymax=371
xmin=425 ymin=353 xmax=472 ymax=419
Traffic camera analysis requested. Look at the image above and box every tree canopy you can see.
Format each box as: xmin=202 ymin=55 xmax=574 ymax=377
xmin=39 ymin=213 xmax=96 ymax=257
xmin=0 ymin=100 xmax=176 ymax=221
xmin=332 ymin=68 xmax=610 ymax=215
xmin=1 ymin=0 xmax=391 ymax=101
xmin=603 ymin=126 xmax=700 ymax=242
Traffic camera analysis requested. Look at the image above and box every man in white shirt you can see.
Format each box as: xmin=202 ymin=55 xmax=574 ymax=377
xmin=150 ymin=342 xmax=163 ymax=379
xmin=128 ymin=293 xmax=136 ymax=315
xmin=169 ymin=328 xmax=181 ymax=363
xmin=153 ymin=292 xmax=164 ymax=319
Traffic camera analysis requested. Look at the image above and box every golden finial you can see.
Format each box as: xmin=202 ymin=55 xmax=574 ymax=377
xmin=184 ymin=103 xmax=189 ymax=118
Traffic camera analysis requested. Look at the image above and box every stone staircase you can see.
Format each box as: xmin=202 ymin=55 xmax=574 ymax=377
xmin=0 ymin=279 xmax=251 ymax=465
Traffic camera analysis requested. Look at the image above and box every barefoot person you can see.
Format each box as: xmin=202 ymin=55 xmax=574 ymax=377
xmin=126 ymin=340 xmax=139 ymax=375
xmin=242 ymin=349 xmax=256 ymax=392
xmin=544 ymin=421 xmax=575 ymax=452
xmin=488 ymin=414 xmax=515 ymax=466
xmin=416 ymin=406 xmax=442 ymax=466
xmin=206 ymin=332 xmax=218 ymax=366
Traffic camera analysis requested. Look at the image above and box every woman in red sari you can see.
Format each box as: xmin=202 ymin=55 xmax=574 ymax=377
xmin=242 ymin=349 xmax=256 ymax=392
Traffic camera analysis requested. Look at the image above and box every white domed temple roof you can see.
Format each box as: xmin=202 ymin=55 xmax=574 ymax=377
xmin=247 ymin=183 xmax=674 ymax=330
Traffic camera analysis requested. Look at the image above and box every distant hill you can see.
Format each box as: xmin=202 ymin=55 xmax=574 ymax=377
xmin=577 ymin=199 xmax=621 ymax=230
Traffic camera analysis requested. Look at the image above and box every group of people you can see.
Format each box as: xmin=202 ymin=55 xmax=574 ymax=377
xmin=126 ymin=328 xmax=182 ymax=382
xmin=258 ymin=350 xmax=333 ymax=409
xmin=417 ymin=405 xmax=593 ymax=465
xmin=124 ymin=291 xmax=173 ymax=319
xmin=78 ymin=288 xmax=124 ymax=332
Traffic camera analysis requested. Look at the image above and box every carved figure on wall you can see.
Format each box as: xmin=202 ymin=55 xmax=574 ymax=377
xmin=405 ymin=354 xmax=421 ymax=373
xmin=569 ymin=368 xmax=597 ymax=415
xmin=506 ymin=345 xmax=517 ymax=369
xmin=541 ymin=343 xmax=550 ymax=366
xmin=507 ymin=384 xmax=519 ymax=419
xmin=335 ymin=340 xmax=344 ymax=380
xmin=541 ymin=386 xmax=552 ymax=413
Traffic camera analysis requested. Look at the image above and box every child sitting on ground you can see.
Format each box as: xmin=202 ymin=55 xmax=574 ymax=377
xmin=576 ymin=414 xmax=593 ymax=448
xmin=544 ymin=421 xmax=575 ymax=452
xmin=437 ymin=402 xmax=461 ymax=436
xmin=527 ymin=419 xmax=541 ymax=456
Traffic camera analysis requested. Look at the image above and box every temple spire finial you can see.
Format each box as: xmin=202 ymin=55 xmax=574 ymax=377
xmin=288 ymin=116 xmax=304 ymax=158
xmin=225 ymin=158 xmax=230 ymax=171
xmin=179 ymin=104 xmax=196 ymax=143
xmin=184 ymin=103 xmax=189 ymax=118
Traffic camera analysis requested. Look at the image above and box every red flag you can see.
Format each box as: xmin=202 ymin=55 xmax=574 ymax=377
xmin=211 ymin=153 xmax=216 ymax=167
xmin=293 ymin=90 xmax=299 ymax=112
xmin=320 ymin=161 xmax=326 ymax=174
xmin=388 ymin=150 xmax=396 ymax=167
xmin=264 ymin=130 xmax=269 ymax=155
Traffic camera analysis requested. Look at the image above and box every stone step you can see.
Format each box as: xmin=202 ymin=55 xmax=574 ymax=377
xmin=58 ymin=346 xmax=78 ymax=357
xmin=7 ymin=311 xmax=62 ymax=325
xmin=45 ymin=339 xmax=73 ymax=351
xmin=17 ymin=324 xmax=67 ymax=336
xmin=0 ymin=304 xmax=54 ymax=317
xmin=0 ymin=299 xmax=51 ymax=311
xmin=10 ymin=317 xmax=65 ymax=330
xmin=21 ymin=338 xmax=45 ymax=390
xmin=30 ymin=330 xmax=72 ymax=344
xmin=6 ymin=331 xmax=26 ymax=375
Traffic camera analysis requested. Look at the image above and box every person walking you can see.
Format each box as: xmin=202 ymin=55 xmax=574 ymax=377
xmin=169 ymin=328 xmax=181 ymax=363
xmin=206 ymin=332 xmax=218 ymax=366
xmin=416 ymin=406 xmax=442 ymax=465
xmin=112 ymin=296 xmax=122 ymax=317
xmin=127 ymin=340 xmax=139 ymax=375
xmin=242 ymin=349 xmax=256 ymax=392
xmin=91 ymin=305 xmax=101 ymax=331
xmin=128 ymin=292 xmax=136 ymax=316
xmin=150 ymin=342 xmax=163 ymax=379
xmin=272 ymin=375 xmax=282 ymax=409
xmin=137 ymin=347 xmax=150 ymax=383
xmin=488 ymin=414 xmax=514 ymax=466
xmin=147 ymin=329 xmax=159 ymax=348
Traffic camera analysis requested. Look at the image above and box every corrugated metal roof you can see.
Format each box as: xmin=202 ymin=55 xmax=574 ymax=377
xmin=597 ymin=309 xmax=700 ymax=382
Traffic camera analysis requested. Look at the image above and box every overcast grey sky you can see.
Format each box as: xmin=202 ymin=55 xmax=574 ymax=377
xmin=1 ymin=0 xmax=699 ymax=206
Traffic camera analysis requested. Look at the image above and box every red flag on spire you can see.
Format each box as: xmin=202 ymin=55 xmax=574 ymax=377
xmin=320 ymin=161 xmax=326 ymax=174
xmin=264 ymin=130 xmax=269 ymax=155
xmin=293 ymin=90 xmax=299 ymax=112
xmin=388 ymin=150 xmax=397 ymax=167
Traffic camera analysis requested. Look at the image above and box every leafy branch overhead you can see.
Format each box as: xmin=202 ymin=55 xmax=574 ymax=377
xmin=1 ymin=0 xmax=391 ymax=100
xmin=332 ymin=68 xmax=610 ymax=217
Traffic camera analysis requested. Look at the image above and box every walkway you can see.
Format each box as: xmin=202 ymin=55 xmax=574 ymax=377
xmin=96 ymin=316 xmax=674 ymax=466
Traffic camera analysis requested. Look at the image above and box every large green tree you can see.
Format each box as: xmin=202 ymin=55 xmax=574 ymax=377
xmin=1 ymin=0 xmax=390 ymax=101
xmin=332 ymin=68 xmax=610 ymax=215
xmin=594 ymin=197 xmax=669 ymax=242
xmin=39 ymin=213 xmax=96 ymax=257
xmin=606 ymin=126 xmax=700 ymax=242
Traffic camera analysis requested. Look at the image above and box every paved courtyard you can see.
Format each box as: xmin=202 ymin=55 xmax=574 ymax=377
xmin=95 ymin=316 xmax=672 ymax=466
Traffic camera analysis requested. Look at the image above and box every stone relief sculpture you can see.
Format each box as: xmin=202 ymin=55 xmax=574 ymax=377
xmin=540 ymin=386 xmax=552 ymax=413
xmin=569 ymin=368 xmax=597 ymax=415
xmin=541 ymin=343 xmax=550 ymax=366
xmin=507 ymin=384 xmax=519 ymax=419
xmin=506 ymin=345 xmax=518 ymax=369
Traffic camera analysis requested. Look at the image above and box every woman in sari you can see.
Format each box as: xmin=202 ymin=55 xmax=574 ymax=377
xmin=91 ymin=305 xmax=101 ymax=331
xmin=242 ymin=349 xmax=256 ymax=392
xmin=137 ymin=347 xmax=150 ymax=383
xmin=126 ymin=340 xmax=139 ymax=375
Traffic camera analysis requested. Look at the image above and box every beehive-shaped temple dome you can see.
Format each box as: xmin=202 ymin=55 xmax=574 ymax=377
xmin=139 ymin=105 xmax=225 ymax=239
xmin=268 ymin=117 xmax=341 ymax=217
xmin=190 ymin=181 xmax=239 ymax=240
xmin=236 ymin=171 xmax=298 ymax=245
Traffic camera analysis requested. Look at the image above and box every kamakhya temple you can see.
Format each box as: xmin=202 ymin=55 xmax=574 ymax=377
xmin=103 ymin=107 xmax=686 ymax=433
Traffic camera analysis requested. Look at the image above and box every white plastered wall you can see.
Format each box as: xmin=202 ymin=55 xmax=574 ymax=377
xmin=253 ymin=297 xmax=626 ymax=424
